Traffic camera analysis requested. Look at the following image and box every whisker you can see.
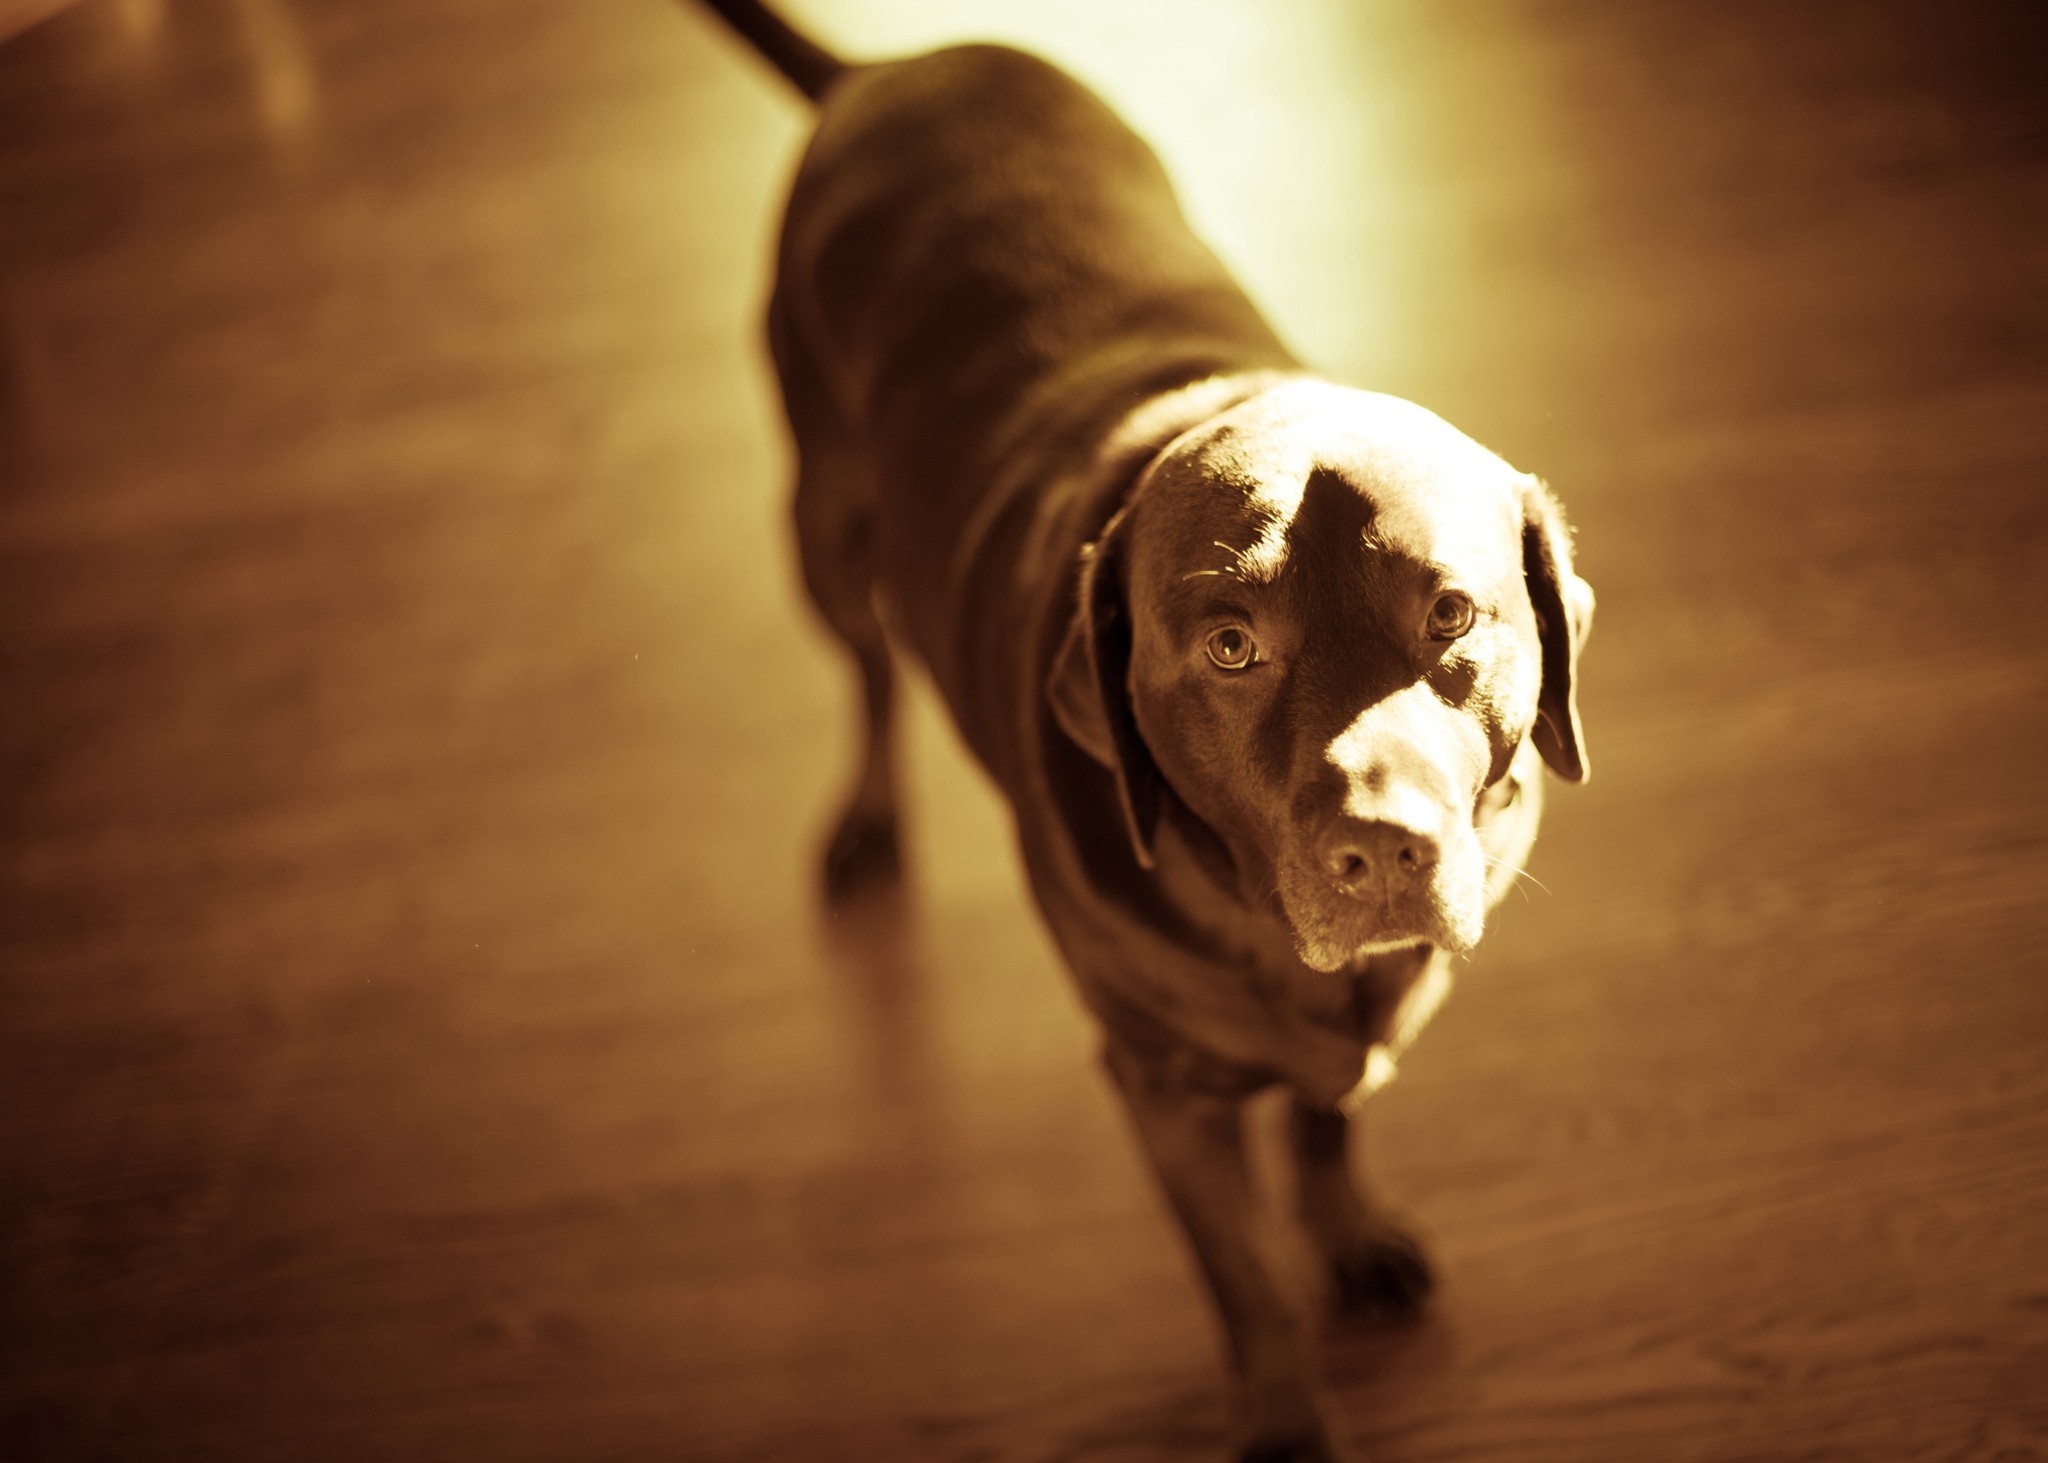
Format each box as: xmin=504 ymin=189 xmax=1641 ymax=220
xmin=1482 ymin=853 xmax=1551 ymax=897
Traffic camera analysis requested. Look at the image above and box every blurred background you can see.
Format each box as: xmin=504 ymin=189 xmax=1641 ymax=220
xmin=2 ymin=1 xmax=2044 ymax=1459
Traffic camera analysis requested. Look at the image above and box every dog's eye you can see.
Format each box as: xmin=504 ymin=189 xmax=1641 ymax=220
xmin=1205 ymin=626 xmax=1257 ymax=671
xmin=1427 ymin=592 xmax=1476 ymax=641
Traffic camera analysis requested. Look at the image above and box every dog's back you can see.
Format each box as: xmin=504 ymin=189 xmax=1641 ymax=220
xmin=770 ymin=46 xmax=1295 ymax=769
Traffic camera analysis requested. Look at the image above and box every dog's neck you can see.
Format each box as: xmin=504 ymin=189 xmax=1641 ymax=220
xmin=1149 ymin=810 xmax=1279 ymax=969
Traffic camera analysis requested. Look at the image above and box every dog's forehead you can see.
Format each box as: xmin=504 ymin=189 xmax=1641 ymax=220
xmin=1146 ymin=381 xmax=1525 ymax=581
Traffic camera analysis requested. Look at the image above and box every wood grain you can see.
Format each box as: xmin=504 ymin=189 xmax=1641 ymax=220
xmin=2 ymin=1 xmax=2044 ymax=1459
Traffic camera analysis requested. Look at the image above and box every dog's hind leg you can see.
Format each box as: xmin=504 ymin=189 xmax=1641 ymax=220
xmin=1289 ymin=1098 xmax=1434 ymax=1323
xmin=805 ymin=530 xmax=901 ymax=902
xmin=771 ymin=299 xmax=902 ymax=901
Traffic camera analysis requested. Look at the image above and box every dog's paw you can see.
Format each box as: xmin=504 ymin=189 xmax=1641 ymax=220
xmin=1238 ymin=1429 xmax=1354 ymax=1463
xmin=821 ymin=807 xmax=901 ymax=901
xmin=1328 ymin=1223 xmax=1434 ymax=1322
xmin=1238 ymin=1384 xmax=1356 ymax=1463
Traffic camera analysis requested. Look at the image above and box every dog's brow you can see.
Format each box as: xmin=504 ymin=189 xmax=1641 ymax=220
xmin=1240 ymin=516 xmax=1292 ymax=583
xmin=1179 ymin=541 xmax=1249 ymax=584
xmin=1361 ymin=529 xmax=1456 ymax=586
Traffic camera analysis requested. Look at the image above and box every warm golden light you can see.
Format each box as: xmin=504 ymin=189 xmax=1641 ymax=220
xmin=0 ymin=1 xmax=2040 ymax=1459
xmin=111 ymin=0 xmax=159 ymax=45
xmin=229 ymin=0 xmax=315 ymax=150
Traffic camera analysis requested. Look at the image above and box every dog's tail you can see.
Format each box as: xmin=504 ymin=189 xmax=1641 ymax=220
xmin=690 ymin=0 xmax=848 ymax=103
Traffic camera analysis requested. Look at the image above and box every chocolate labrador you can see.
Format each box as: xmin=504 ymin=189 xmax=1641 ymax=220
xmin=694 ymin=2 xmax=1593 ymax=1458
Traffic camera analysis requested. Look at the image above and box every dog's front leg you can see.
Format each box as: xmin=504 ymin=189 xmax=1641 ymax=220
xmin=1289 ymin=1099 xmax=1434 ymax=1322
xmin=1104 ymin=1042 xmax=1353 ymax=1463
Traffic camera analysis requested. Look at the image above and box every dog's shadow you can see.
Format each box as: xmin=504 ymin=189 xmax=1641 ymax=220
xmin=812 ymin=879 xmax=944 ymax=1118
xmin=1045 ymin=1315 xmax=1453 ymax=1461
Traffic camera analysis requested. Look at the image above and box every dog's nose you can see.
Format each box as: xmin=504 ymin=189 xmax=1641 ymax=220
xmin=1318 ymin=818 xmax=1440 ymax=893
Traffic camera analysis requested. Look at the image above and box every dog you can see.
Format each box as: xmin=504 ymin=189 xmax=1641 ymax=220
xmin=693 ymin=3 xmax=1593 ymax=1458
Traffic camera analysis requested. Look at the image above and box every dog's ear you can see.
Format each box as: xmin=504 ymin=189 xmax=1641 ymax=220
xmin=1521 ymin=479 xmax=1595 ymax=783
xmin=1048 ymin=514 xmax=1165 ymax=868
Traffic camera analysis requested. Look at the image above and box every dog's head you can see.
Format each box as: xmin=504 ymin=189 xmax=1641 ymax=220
xmin=1051 ymin=379 xmax=1592 ymax=971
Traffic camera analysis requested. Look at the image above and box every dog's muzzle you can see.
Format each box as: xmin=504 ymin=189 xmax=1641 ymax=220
xmin=1278 ymin=800 xmax=1485 ymax=971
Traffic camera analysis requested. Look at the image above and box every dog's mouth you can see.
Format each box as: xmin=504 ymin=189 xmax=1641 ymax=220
xmin=1274 ymin=845 xmax=1485 ymax=974
xmin=1282 ymin=900 xmax=1451 ymax=974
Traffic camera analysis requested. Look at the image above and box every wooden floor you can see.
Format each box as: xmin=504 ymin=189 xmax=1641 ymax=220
xmin=3 ymin=1 xmax=2045 ymax=1459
